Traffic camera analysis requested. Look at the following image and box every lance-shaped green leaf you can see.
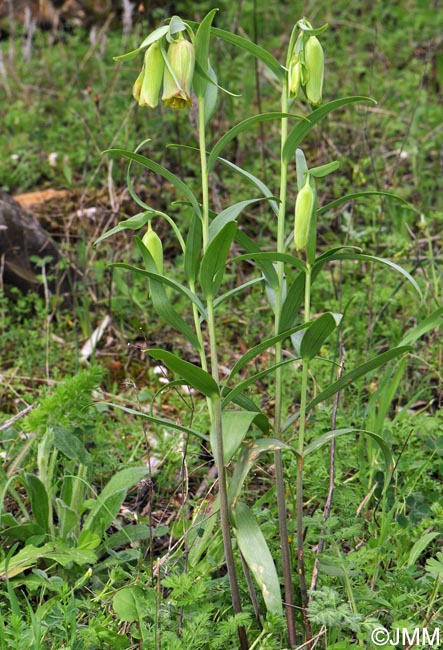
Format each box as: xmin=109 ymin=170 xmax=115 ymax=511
xmin=406 ymin=532 xmax=440 ymax=568
xmin=200 ymin=221 xmax=237 ymax=298
xmin=147 ymin=349 xmax=219 ymax=398
xmin=219 ymin=157 xmax=279 ymax=217
xmin=279 ymin=272 xmax=305 ymax=332
xmin=25 ymin=474 xmax=50 ymax=534
xmin=235 ymin=230 xmax=279 ymax=290
xmin=316 ymin=190 xmax=413 ymax=217
xmin=306 ymin=346 xmax=412 ymax=411
xmin=209 ymin=26 xmax=285 ymax=81
xmin=233 ymin=502 xmax=283 ymax=616
xmin=0 ymin=542 xmax=97 ymax=579
xmin=283 ymin=96 xmax=376 ymax=164
xmin=209 ymin=198 xmax=272 ymax=241
xmin=184 ymin=212 xmax=202 ymax=284
xmin=293 ymin=312 xmax=342 ymax=360
xmin=214 ymin=277 xmax=263 ymax=310
xmin=227 ymin=322 xmax=310 ymax=381
xmin=399 ymin=305 xmax=443 ymax=346
xmin=102 ymin=402 xmax=208 ymax=441
xmin=309 ymin=160 xmax=340 ymax=178
xmin=313 ymin=252 xmax=421 ymax=296
xmin=214 ymin=411 xmax=257 ymax=464
xmin=193 ymin=8 xmax=218 ymax=98
xmin=231 ymin=251 xmax=307 ymax=274
xmin=229 ymin=394 xmax=270 ymax=435
xmin=304 ymin=428 xmax=394 ymax=491
xmin=222 ymin=358 xmax=295 ymax=409
xmin=104 ymin=148 xmax=201 ymax=219
xmin=94 ymin=211 xmax=153 ymax=246
xmin=208 ymin=112 xmax=303 ymax=171
xmin=228 ymin=438 xmax=298 ymax=507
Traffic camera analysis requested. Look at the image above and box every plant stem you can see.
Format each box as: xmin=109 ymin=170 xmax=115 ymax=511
xmin=297 ymin=264 xmax=312 ymax=641
xmin=274 ymin=82 xmax=297 ymax=647
xmin=198 ymin=97 xmax=248 ymax=650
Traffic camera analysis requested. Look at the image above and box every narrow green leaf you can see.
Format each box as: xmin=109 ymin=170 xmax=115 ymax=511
xmin=200 ymin=222 xmax=237 ymax=298
xmin=209 ymin=198 xmax=270 ymax=241
xmin=222 ymin=358 xmax=295 ymax=409
xmin=228 ymin=323 xmax=310 ymax=380
xmin=309 ymin=160 xmax=340 ymax=178
xmin=307 ymin=346 xmax=412 ymax=410
xmin=0 ymin=542 xmax=96 ymax=579
xmin=399 ymin=306 xmax=443 ymax=346
xmin=316 ymin=252 xmax=421 ymax=296
xmin=203 ymin=61 xmax=219 ymax=124
xmin=193 ymin=8 xmax=218 ymax=98
xmin=53 ymin=426 xmax=91 ymax=465
xmin=139 ymin=25 xmax=170 ymax=50
xmin=210 ymin=26 xmax=285 ymax=81
xmin=317 ymin=190 xmax=412 ymax=217
xmin=208 ymin=112 xmax=303 ymax=171
xmin=233 ymin=502 xmax=283 ymax=616
xmin=102 ymin=402 xmax=208 ymax=441
xmin=304 ymin=428 xmax=394 ymax=490
xmin=406 ymin=532 xmax=439 ymax=568
xmin=235 ymin=230 xmax=279 ymax=289
xmin=25 ymin=474 xmax=50 ymax=535
xmin=55 ymin=498 xmax=78 ymax=540
xmin=283 ymin=97 xmax=376 ymax=163
xmin=219 ymin=411 xmax=257 ymax=463
xmin=214 ymin=277 xmax=263 ymax=309
xmin=229 ymin=394 xmax=270 ymax=435
xmin=104 ymin=148 xmax=201 ymax=218
xmin=228 ymin=439 xmax=298 ymax=507
xmin=94 ymin=211 xmax=153 ymax=246
xmin=279 ymin=272 xmax=305 ymax=332
xmin=147 ymin=349 xmax=219 ymax=398
xmin=184 ymin=213 xmax=203 ymax=284
xmin=219 ymin=157 xmax=279 ymax=217
xmin=297 ymin=312 xmax=342 ymax=360
xmin=231 ymin=251 xmax=307 ymax=274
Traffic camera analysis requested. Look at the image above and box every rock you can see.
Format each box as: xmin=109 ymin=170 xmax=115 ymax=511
xmin=0 ymin=190 xmax=67 ymax=294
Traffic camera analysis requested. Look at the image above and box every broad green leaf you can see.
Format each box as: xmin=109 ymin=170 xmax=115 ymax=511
xmin=168 ymin=15 xmax=187 ymax=36
xmin=200 ymin=222 xmax=237 ymax=297
xmin=228 ymin=322 xmax=310 ymax=380
xmin=304 ymin=428 xmax=394 ymax=490
xmin=219 ymin=157 xmax=279 ymax=217
xmin=222 ymin=358 xmax=294 ymax=409
xmin=0 ymin=542 xmax=96 ymax=579
xmin=94 ymin=211 xmax=153 ymax=246
xmin=235 ymin=230 xmax=279 ymax=289
xmin=25 ymin=474 xmax=50 ymax=535
xmin=184 ymin=213 xmax=203 ymax=284
xmin=83 ymin=467 xmax=148 ymax=537
xmin=147 ymin=349 xmax=219 ymax=398
xmin=296 ymin=312 xmax=342 ymax=360
xmin=309 ymin=160 xmax=340 ymax=178
xmin=229 ymin=394 xmax=270 ymax=434
xmin=209 ymin=198 xmax=271 ymax=241
xmin=193 ymin=9 xmax=218 ymax=98
xmin=53 ymin=426 xmax=91 ymax=465
xmin=104 ymin=149 xmax=201 ymax=218
xmin=399 ymin=306 xmax=443 ymax=346
xmin=218 ymin=411 xmax=257 ymax=463
xmin=306 ymin=346 xmax=412 ymax=411
xmin=317 ymin=190 xmax=412 ymax=217
xmin=231 ymin=251 xmax=307 ymax=274
xmin=208 ymin=113 xmax=303 ymax=171
xmin=314 ymin=252 xmax=421 ymax=296
xmin=102 ymin=402 xmax=208 ymax=441
xmin=210 ymin=26 xmax=285 ymax=81
xmin=233 ymin=502 xmax=283 ymax=616
xmin=105 ymin=524 xmax=162 ymax=550
xmin=283 ymin=97 xmax=376 ymax=163
xmin=113 ymin=586 xmax=146 ymax=622
xmin=228 ymin=438 xmax=297 ymax=506
xmin=406 ymin=532 xmax=439 ymax=568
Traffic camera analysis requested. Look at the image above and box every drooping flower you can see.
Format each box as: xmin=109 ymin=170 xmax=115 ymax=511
xmin=304 ymin=36 xmax=324 ymax=107
xmin=133 ymin=42 xmax=164 ymax=109
xmin=162 ymin=36 xmax=195 ymax=110
xmin=294 ymin=176 xmax=315 ymax=252
xmin=142 ymin=223 xmax=163 ymax=274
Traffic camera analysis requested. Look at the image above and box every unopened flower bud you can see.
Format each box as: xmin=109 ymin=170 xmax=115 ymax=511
xmin=133 ymin=42 xmax=164 ymax=109
xmin=294 ymin=179 xmax=315 ymax=251
xmin=142 ymin=225 xmax=163 ymax=274
xmin=304 ymin=36 xmax=324 ymax=107
xmin=162 ymin=36 xmax=195 ymax=110
xmin=288 ymin=56 xmax=302 ymax=98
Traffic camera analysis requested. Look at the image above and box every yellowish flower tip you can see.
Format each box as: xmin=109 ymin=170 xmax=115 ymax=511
xmin=162 ymin=36 xmax=195 ymax=110
xmin=294 ymin=178 xmax=315 ymax=252
xmin=133 ymin=41 xmax=165 ymax=109
xmin=305 ymin=36 xmax=324 ymax=107
xmin=288 ymin=55 xmax=302 ymax=98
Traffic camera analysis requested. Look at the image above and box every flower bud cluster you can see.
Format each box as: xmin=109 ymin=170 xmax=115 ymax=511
xmin=133 ymin=35 xmax=195 ymax=110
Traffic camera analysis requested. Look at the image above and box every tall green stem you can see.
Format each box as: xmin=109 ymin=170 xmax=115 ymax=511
xmin=297 ymin=263 xmax=312 ymax=641
xmin=274 ymin=83 xmax=297 ymax=647
xmin=198 ymin=97 xmax=248 ymax=650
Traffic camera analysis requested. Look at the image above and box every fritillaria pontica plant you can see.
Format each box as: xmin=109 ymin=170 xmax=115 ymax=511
xmin=96 ymin=12 xmax=419 ymax=649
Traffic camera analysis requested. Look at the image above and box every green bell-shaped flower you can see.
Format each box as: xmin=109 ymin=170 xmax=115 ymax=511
xmin=133 ymin=42 xmax=164 ymax=109
xmin=162 ymin=36 xmax=195 ymax=110
xmin=304 ymin=36 xmax=324 ymax=107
